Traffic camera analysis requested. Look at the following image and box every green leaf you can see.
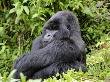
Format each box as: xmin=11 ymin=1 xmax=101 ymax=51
xmin=32 ymin=14 xmax=38 ymax=18
xmin=39 ymin=17 xmax=45 ymax=21
xmin=15 ymin=17 xmax=20 ymax=24
xmin=20 ymin=73 xmax=26 ymax=82
xmin=23 ymin=6 xmax=29 ymax=15
xmin=15 ymin=2 xmax=23 ymax=17
xmin=7 ymin=70 xmax=16 ymax=79
xmin=83 ymin=7 xmax=94 ymax=17
xmin=0 ymin=27 xmax=4 ymax=36
xmin=28 ymin=79 xmax=42 ymax=82
xmin=23 ymin=0 xmax=28 ymax=3
xmin=9 ymin=8 xmax=16 ymax=14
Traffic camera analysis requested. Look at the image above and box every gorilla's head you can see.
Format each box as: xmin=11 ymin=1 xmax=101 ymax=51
xmin=42 ymin=11 xmax=80 ymax=43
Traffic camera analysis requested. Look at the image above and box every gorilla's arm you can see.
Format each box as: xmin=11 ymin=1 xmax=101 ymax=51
xmin=14 ymin=36 xmax=43 ymax=68
xmin=14 ymin=42 xmax=56 ymax=71
xmin=14 ymin=52 xmax=30 ymax=68
xmin=14 ymin=42 xmax=57 ymax=79
xmin=31 ymin=36 xmax=43 ymax=51
xmin=14 ymin=40 xmax=79 ymax=72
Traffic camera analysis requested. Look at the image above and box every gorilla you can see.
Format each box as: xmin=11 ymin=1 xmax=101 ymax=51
xmin=13 ymin=11 xmax=87 ymax=80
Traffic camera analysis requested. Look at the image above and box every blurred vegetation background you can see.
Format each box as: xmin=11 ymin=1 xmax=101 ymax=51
xmin=0 ymin=0 xmax=110 ymax=81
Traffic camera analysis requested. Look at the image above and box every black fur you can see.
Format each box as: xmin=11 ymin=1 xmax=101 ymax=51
xmin=13 ymin=11 xmax=87 ymax=80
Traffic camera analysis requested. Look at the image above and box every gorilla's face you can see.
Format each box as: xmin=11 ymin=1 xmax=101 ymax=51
xmin=42 ymin=18 xmax=71 ymax=44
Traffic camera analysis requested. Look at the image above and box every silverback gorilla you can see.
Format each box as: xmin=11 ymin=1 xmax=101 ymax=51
xmin=13 ymin=11 xmax=87 ymax=80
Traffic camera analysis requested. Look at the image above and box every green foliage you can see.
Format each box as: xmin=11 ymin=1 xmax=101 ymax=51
xmin=0 ymin=0 xmax=110 ymax=81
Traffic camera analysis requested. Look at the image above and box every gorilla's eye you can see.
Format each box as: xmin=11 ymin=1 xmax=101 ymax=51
xmin=67 ymin=25 xmax=71 ymax=30
xmin=47 ymin=35 xmax=51 ymax=37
